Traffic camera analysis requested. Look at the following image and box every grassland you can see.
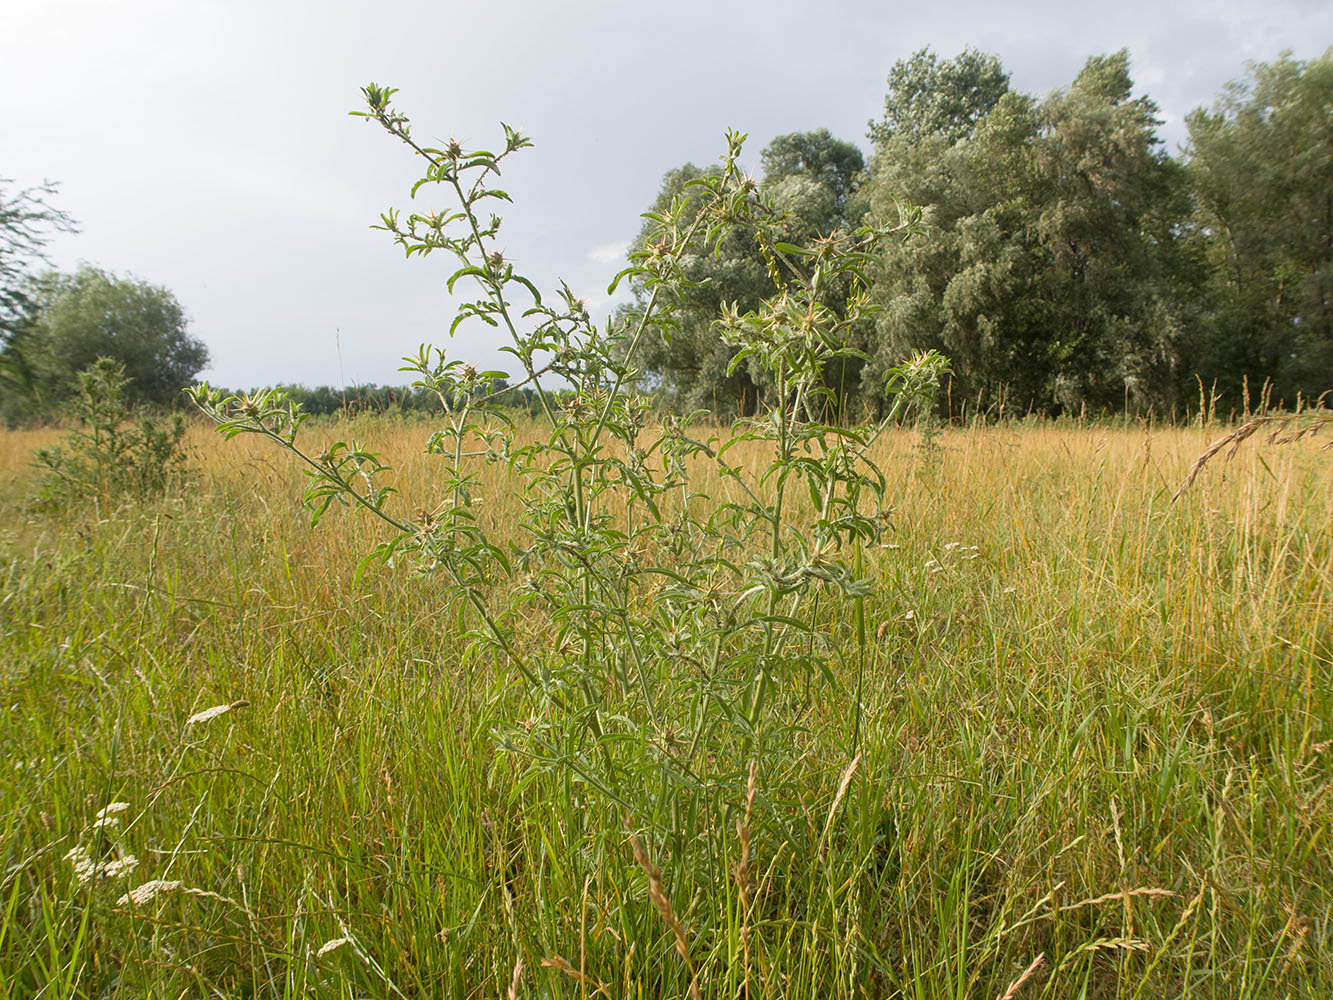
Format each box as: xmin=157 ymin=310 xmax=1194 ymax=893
xmin=1 ymin=414 xmax=1330 ymax=998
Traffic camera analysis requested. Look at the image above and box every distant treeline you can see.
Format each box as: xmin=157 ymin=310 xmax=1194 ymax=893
xmin=212 ymin=381 xmax=546 ymax=418
xmin=624 ymin=48 xmax=1333 ymax=419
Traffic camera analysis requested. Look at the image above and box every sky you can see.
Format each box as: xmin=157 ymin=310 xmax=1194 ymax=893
xmin=4 ymin=0 xmax=1331 ymax=390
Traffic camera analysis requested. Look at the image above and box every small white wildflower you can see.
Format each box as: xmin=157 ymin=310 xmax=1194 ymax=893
xmin=65 ymin=845 xmax=95 ymax=885
xmin=903 ymin=609 xmax=916 ymax=621
xmin=1003 ymin=586 xmax=1016 ymax=594
xmin=316 ymin=937 xmax=352 ymax=958
xmin=944 ymin=542 xmax=960 ymax=552
xmin=65 ymin=846 xmax=138 ymax=884
xmin=102 ymin=855 xmax=138 ymax=879
xmin=90 ymin=801 xmax=132 ymax=831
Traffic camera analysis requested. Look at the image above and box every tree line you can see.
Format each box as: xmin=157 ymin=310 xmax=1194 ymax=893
xmin=628 ymin=48 xmax=1332 ymax=418
xmin=3 ymin=46 xmax=1328 ymax=425
xmin=0 ymin=188 xmax=214 ymax=426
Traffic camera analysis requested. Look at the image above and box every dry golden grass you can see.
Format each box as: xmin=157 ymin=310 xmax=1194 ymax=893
xmin=1 ymin=412 xmax=1329 ymax=998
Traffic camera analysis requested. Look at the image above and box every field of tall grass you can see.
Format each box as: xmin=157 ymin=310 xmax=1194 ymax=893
xmin=1 ymin=414 xmax=1330 ymax=998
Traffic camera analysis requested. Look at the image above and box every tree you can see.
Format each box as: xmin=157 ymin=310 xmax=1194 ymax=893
xmin=0 ymin=180 xmax=78 ymax=414
xmin=865 ymin=51 xmax=1053 ymax=412
xmin=866 ymin=50 xmax=1198 ymax=415
xmin=24 ymin=266 xmax=209 ymax=407
xmin=1186 ymin=49 xmax=1333 ymax=406
xmin=0 ymin=179 xmax=77 ymax=340
xmin=868 ymin=47 xmax=1010 ymax=148
xmin=1032 ymin=51 xmax=1197 ymax=412
xmin=761 ymin=128 xmax=868 ymax=229
xmin=627 ymin=162 xmax=771 ymax=414
xmin=630 ymin=131 xmax=872 ymax=415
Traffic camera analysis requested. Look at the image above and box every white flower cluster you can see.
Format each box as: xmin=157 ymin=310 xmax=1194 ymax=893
xmin=64 ymin=801 xmax=138 ymax=886
xmin=90 ymin=801 xmax=131 ymax=831
xmin=65 ymin=844 xmax=139 ymax=885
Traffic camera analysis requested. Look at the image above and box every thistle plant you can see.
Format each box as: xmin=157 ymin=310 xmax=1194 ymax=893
xmin=189 ymin=83 xmax=948 ymax=934
xmin=33 ymin=357 xmax=189 ymax=510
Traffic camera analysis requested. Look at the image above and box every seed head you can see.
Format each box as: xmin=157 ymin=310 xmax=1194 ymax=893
xmin=187 ymin=700 xmax=249 ymax=726
xmin=316 ymin=937 xmax=353 ymax=959
xmin=118 ymin=879 xmax=182 ymax=907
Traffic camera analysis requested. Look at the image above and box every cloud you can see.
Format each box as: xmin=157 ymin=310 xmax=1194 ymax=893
xmin=587 ymin=241 xmax=630 ymax=265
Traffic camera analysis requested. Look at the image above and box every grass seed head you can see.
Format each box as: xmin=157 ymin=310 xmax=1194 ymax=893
xmin=118 ymin=879 xmax=182 ymax=906
xmin=315 ymin=937 xmax=353 ymax=959
xmin=187 ymin=699 xmax=249 ymax=726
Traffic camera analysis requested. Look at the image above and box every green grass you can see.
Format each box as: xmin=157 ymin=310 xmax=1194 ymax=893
xmin=1 ymin=417 xmax=1329 ymax=998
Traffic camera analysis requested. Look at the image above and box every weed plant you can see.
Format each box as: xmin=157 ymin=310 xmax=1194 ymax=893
xmin=187 ymin=85 xmax=955 ymax=993
xmin=30 ymin=358 xmax=188 ymax=511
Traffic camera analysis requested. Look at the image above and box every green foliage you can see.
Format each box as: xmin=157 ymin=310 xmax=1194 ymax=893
xmin=1186 ymin=48 xmax=1333 ymax=406
xmin=867 ymin=49 xmax=1200 ymax=415
xmin=32 ymin=357 xmax=189 ymax=509
xmin=867 ymin=83 xmax=1050 ymax=411
xmin=868 ymin=47 xmax=1010 ymax=147
xmin=628 ymin=130 xmax=879 ymax=417
xmin=761 ymin=128 xmax=869 ymax=228
xmin=21 ymin=265 xmax=208 ymax=408
xmin=1032 ymin=51 xmax=1197 ymax=412
xmin=0 ymin=178 xmax=77 ymax=343
xmin=189 ymin=84 xmax=957 ymax=996
xmin=204 ymin=378 xmax=542 ymax=418
xmin=0 ymin=179 xmax=78 ymax=421
xmin=623 ymin=161 xmax=772 ymax=413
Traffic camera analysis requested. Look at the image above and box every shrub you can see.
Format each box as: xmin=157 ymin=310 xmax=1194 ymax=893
xmin=33 ymin=357 xmax=188 ymax=509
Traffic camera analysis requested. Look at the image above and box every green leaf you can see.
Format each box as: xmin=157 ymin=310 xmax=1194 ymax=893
xmin=447 ymin=266 xmax=490 ymax=293
xmin=512 ymin=275 xmax=543 ymax=305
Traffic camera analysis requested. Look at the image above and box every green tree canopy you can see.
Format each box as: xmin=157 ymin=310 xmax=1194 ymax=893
xmin=866 ymin=50 xmax=1198 ymax=415
xmin=630 ymin=130 xmax=873 ymax=416
xmin=628 ymin=161 xmax=772 ymax=414
xmin=869 ymin=47 xmax=1010 ymax=148
xmin=1032 ymin=50 xmax=1196 ymax=412
xmin=760 ymin=128 xmax=867 ymax=228
xmin=0 ymin=179 xmax=77 ymax=342
xmin=0 ymin=180 xmax=78 ymax=416
xmin=24 ymin=266 xmax=209 ymax=407
xmin=1185 ymin=48 xmax=1333 ymax=405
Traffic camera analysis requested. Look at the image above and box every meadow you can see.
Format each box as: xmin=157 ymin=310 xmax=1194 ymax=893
xmin=1 ymin=413 xmax=1329 ymax=998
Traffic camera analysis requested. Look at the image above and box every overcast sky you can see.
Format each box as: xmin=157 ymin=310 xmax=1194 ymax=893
xmin=5 ymin=0 xmax=1331 ymax=389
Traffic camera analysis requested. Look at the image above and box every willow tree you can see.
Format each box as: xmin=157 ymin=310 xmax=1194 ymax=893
xmin=1186 ymin=49 xmax=1333 ymax=406
xmin=866 ymin=50 xmax=1197 ymax=415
